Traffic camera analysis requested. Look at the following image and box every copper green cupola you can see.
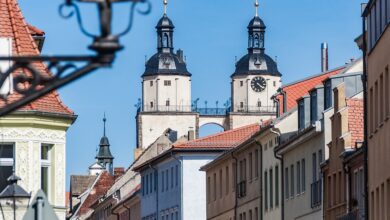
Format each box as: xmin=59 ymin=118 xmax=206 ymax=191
xmin=96 ymin=115 xmax=114 ymax=175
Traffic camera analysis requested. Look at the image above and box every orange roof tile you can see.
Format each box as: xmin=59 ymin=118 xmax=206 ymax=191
xmin=0 ymin=0 xmax=73 ymax=115
xmin=277 ymin=67 xmax=345 ymax=114
xmin=173 ymin=123 xmax=260 ymax=149
xmin=347 ymin=98 xmax=364 ymax=147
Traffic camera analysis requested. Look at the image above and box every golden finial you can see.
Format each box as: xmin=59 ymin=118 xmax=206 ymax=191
xmin=255 ymin=0 xmax=259 ymax=17
xmin=163 ymin=0 xmax=168 ymax=14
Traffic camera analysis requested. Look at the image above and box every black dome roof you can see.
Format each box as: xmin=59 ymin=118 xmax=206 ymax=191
xmin=156 ymin=14 xmax=175 ymax=29
xmin=232 ymin=53 xmax=281 ymax=77
xmin=248 ymin=16 xmax=266 ymax=29
xmin=143 ymin=51 xmax=191 ymax=77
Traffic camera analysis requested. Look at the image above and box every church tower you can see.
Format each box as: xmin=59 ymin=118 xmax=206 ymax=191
xmin=229 ymin=0 xmax=282 ymax=128
xmin=136 ymin=0 xmax=197 ymax=149
xmin=96 ymin=115 xmax=114 ymax=174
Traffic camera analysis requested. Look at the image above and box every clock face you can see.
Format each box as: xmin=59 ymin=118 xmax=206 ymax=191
xmin=251 ymin=76 xmax=267 ymax=92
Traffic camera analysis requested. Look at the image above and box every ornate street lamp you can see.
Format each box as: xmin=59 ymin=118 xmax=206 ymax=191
xmin=0 ymin=0 xmax=151 ymax=116
xmin=0 ymin=173 xmax=31 ymax=220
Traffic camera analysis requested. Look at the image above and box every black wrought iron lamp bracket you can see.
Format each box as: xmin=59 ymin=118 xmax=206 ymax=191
xmin=0 ymin=0 xmax=151 ymax=116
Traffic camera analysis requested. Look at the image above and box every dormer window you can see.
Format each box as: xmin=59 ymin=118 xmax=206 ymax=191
xmin=310 ymin=91 xmax=318 ymax=123
xmin=298 ymin=100 xmax=305 ymax=130
xmin=324 ymin=80 xmax=332 ymax=109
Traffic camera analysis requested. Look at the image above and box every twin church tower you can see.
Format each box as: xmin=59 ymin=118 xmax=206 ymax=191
xmin=136 ymin=0 xmax=282 ymax=149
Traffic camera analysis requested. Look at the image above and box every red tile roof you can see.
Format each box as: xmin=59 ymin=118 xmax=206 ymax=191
xmin=347 ymin=98 xmax=364 ymax=147
xmin=276 ymin=67 xmax=345 ymax=115
xmin=173 ymin=123 xmax=260 ymax=149
xmin=77 ymin=171 xmax=114 ymax=217
xmin=0 ymin=0 xmax=73 ymax=115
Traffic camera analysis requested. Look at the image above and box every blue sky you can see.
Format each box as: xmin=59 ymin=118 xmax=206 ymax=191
xmin=18 ymin=0 xmax=364 ymax=187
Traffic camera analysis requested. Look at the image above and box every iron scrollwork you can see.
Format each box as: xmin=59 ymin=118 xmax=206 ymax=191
xmin=0 ymin=0 xmax=151 ymax=116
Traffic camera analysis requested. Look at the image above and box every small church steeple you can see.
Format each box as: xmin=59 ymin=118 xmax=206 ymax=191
xmin=96 ymin=114 xmax=114 ymax=175
xmin=248 ymin=0 xmax=266 ymax=54
xmin=157 ymin=0 xmax=174 ymax=53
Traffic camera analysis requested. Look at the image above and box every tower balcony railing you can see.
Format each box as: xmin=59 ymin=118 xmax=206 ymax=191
xmin=141 ymin=105 xmax=193 ymax=112
xmin=195 ymin=107 xmax=230 ymax=116
xmin=232 ymin=105 xmax=277 ymax=113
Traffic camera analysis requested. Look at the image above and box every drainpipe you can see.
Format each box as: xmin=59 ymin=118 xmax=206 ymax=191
xmin=271 ymin=127 xmax=284 ymax=220
xmin=232 ymin=152 xmax=238 ymax=220
xmin=149 ymin=164 xmax=159 ymax=220
xmin=171 ymin=152 xmax=183 ymax=219
xmin=361 ymin=9 xmax=369 ymax=220
xmin=255 ymin=140 xmax=263 ymax=220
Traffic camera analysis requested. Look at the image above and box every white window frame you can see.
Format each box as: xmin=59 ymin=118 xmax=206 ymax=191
xmin=41 ymin=144 xmax=53 ymax=199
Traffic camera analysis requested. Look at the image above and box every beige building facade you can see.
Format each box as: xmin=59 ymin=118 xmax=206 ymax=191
xmin=363 ymin=0 xmax=390 ymax=219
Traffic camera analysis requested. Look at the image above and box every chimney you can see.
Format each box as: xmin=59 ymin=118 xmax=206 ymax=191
xmin=114 ymin=167 xmax=125 ymax=180
xmin=188 ymin=129 xmax=195 ymax=141
xmin=321 ymin=42 xmax=328 ymax=72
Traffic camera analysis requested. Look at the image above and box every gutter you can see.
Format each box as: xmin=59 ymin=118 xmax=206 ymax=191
xmin=255 ymin=140 xmax=263 ymax=220
xmin=271 ymin=127 xmax=284 ymax=220
xmin=171 ymin=152 xmax=184 ymax=220
xmin=361 ymin=9 xmax=369 ymax=220
xmin=232 ymin=151 xmax=238 ymax=220
xmin=149 ymin=164 xmax=159 ymax=220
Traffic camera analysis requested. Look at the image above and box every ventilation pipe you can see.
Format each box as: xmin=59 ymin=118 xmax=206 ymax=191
xmin=321 ymin=42 xmax=329 ymax=72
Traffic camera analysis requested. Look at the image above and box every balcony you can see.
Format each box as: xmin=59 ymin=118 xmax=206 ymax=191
xmin=237 ymin=181 xmax=246 ymax=198
xmin=311 ymin=179 xmax=322 ymax=208
xmin=141 ymin=105 xmax=193 ymax=112
xmin=232 ymin=105 xmax=277 ymax=114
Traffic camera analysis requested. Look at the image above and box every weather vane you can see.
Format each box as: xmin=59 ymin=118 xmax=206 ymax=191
xmin=255 ymin=0 xmax=259 ymax=17
xmin=164 ymin=0 xmax=168 ymax=14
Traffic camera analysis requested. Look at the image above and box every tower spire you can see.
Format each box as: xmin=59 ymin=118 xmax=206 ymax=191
xmin=163 ymin=0 xmax=168 ymax=15
xmin=255 ymin=0 xmax=259 ymax=17
xmin=103 ymin=113 xmax=107 ymax=137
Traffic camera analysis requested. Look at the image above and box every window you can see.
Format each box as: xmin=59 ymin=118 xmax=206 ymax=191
xmin=380 ymin=74 xmax=384 ymax=123
xmin=302 ymin=159 xmax=306 ymax=192
xmin=240 ymin=81 xmax=244 ymax=87
xmin=240 ymin=102 xmax=244 ymax=108
xmin=270 ymin=168 xmax=273 ymax=208
xmin=175 ymin=165 xmax=179 ymax=186
xmin=213 ymin=173 xmax=217 ymax=201
xmin=291 ymin=165 xmax=294 ymax=197
xmin=273 ymin=81 xmax=276 ymax=87
xmin=375 ymin=81 xmax=379 ymax=128
xmin=265 ymin=170 xmax=268 ymax=210
xmin=249 ymin=210 xmax=252 ymax=220
xmin=310 ymin=91 xmax=318 ymax=122
xmin=285 ymin=167 xmax=289 ymax=199
xmin=150 ymin=102 xmax=154 ymax=108
xmin=150 ymin=81 xmax=153 ymax=86
xmin=297 ymin=161 xmax=301 ymax=194
xmin=226 ymin=166 xmax=230 ymax=195
xmin=324 ymin=80 xmax=332 ymax=109
xmin=370 ymin=87 xmax=374 ymax=133
xmin=312 ymin=153 xmax=317 ymax=182
xmin=219 ymin=169 xmax=223 ymax=198
xmin=41 ymin=144 xmax=52 ymax=197
xmin=249 ymin=153 xmax=253 ymax=180
xmin=275 ymin=166 xmax=279 ymax=206
xmin=164 ymin=80 xmax=171 ymax=86
xmin=171 ymin=167 xmax=174 ymax=188
xmin=166 ymin=100 xmax=170 ymax=107
xmin=255 ymin=150 xmax=259 ymax=178
xmin=162 ymin=171 xmax=165 ymax=192
xmin=385 ymin=67 xmax=389 ymax=118
xmin=233 ymin=162 xmax=237 ymax=192
xmin=257 ymin=101 xmax=261 ymax=107
xmin=298 ymin=100 xmax=305 ymax=130
xmin=142 ymin=176 xmax=145 ymax=196
xmin=207 ymin=176 xmax=211 ymax=203
xmin=0 ymin=144 xmax=14 ymax=192
xmin=146 ymin=174 xmax=149 ymax=194
xmin=166 ymin=170 xmax=168 ymax=191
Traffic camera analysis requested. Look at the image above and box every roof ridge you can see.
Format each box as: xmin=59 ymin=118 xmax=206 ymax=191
xmin=173 ymin=123 xmax=259 ymax=147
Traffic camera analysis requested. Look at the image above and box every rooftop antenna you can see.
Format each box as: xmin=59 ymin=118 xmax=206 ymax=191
xmin=255 ymin=0 xmax=259 ymax=17
xmin=163 ymin=0 xmax=168 ymax=15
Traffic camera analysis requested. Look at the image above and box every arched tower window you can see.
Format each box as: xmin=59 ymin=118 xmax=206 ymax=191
xmin=249 ymin=35 xmax=253 ymax=48
xmin=254 ymin=34 xmax=260 ymax=48
xmin=163 ymin=33 xmax=169 ymax=48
